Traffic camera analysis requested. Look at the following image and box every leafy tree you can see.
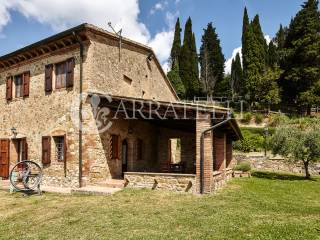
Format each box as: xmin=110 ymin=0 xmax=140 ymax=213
xmin=215 ymin=74 xmax=232 ymax=97
xmin=167 ymin=62 xmax=186 ymax=98
xmin=230 ymin=53 xmax=243 ymax=97
xmin=180 ymin=17 xmax=200 ymax=99
xmin=170 ymin=18 xmax=182 ymax=68
xmin=199 ymin=22 xmax=225 ymax=97
xmin=280 ymin=0 xmax=320 ymax=114
xmin=270 ymin=119 xmax=320 ymax=178
xmin=256 ymin=67 xmax=281 ymax=108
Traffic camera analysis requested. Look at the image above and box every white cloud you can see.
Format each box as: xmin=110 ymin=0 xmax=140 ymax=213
xmin=0 ymin=0 xmax=12 ymax=32
xmin=0 ymin=0 xmax=174 ymax=67
xmin=225 ymin=47 xmax=242 ymax=74
xmin=264 ymin=35 xmax=271 ymax=44
xmin=149 ymin=30 xmax=174 ymax=70
xmin=150 ymin=1 xmax=168 ymax=15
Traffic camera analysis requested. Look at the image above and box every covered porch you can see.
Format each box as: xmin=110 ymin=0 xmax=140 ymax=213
xmin=86 ymin=94 xmax=242 ymax=194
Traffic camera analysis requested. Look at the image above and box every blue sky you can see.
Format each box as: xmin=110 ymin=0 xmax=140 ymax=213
xmin=0 ymin=0 xmax=306 ymax=72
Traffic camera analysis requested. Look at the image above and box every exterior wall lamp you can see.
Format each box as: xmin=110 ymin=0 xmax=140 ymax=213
xmin=11 ymin=127 xmax=18 ymax=138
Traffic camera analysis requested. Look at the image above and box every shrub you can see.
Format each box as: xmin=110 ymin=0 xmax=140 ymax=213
xmin=233 ymin=138 xmax=254 ymax=152
xmin=234 ymin=162 xmax=251 ymax=172
xmin=241 ymin=112 xmax=253 ymax=124
xmin=268 ymin=114 xmax=288 ymax=127
xmin=255 ymin=113 xmax=264 ymax=124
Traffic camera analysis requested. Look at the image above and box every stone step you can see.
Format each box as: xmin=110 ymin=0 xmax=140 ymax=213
xmin=96 ymin=179 xmax=127 ymax=189
xmin=71 ymin=186 xmax=122 ymax=195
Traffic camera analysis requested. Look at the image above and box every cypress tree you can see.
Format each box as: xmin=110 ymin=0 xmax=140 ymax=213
xmin=280 ymin=0 xmax=320 ymax=113
xmin=251 ymin=14 xmax=268 ymax=71
xmin=268 ymin=41 xmax=278 ymax=69
xmin=179 ymin=17 xmax=200 ymax=99
xmin=167 ymin=62 xmax=186 ymax=98
xmin=242 ymin=8 xmax=262 ymax=105
xmin=275 ymin=24 xmax=286 ymax=49
xmin=231 ymin=53 xmax=243 ymax=97
xmin=199 ymin=23 xmax=225 ymax=97
xmin=170 ymin=18 xmax=182 ymax=68
xmin=192 ymin=33 xmax=200 ymax=88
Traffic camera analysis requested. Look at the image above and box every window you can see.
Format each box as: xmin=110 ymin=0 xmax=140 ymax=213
xmin=15 ymin=75 xmax=23 ymax=97
xmin=123 ymin=75 xmax=133 ymax=85
xmin=54 ymin=136 xmax=65 ymax=162
xmin=111 ymin=135 xmax=119 ymax=159
xmin=137 ymin=139 xmax=143 ymax=160
xmin=54 ymin=58 xmax=74 ymax=90
xmin=55 ymin=62 xmax=67 ymax=89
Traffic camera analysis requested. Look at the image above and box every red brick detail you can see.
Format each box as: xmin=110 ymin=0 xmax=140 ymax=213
xmin=196 ymin=113 xmax=213 ymax=194
xmin=214 ymin=132 xmax=226 ymax=171
xmin=226 ymin=137 xmax=233 ymax=169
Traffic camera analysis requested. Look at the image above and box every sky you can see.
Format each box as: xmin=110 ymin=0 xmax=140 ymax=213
xmin=0 ymin=0 xmax=306 ymax=73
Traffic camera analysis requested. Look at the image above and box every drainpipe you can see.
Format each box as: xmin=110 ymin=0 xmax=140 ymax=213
xmin=73 ymin=32 xmax=84 ymax=188
xmin=199 ymin=113 xmax=232 ymax=194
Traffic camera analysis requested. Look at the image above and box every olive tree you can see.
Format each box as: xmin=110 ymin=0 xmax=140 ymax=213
xmin=270 ymin=120 xmax=320 ymax=178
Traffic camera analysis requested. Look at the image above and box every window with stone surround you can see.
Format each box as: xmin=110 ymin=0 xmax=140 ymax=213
xmin=53 ymin=136 xmax=65 ymax=162
xmin=14 ymin=74 xmax=23 ymax=97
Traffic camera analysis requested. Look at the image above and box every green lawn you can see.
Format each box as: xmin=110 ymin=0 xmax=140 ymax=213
xmin=0 ymin=172 xmax=320 ymax=240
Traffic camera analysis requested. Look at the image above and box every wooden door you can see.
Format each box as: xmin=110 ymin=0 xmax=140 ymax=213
xmin=0 ymin=139 xmax=10 ymax=179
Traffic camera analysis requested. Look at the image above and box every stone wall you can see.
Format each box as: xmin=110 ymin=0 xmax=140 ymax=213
xmin=85 ymin=32 xmax=178 ymax=102
xmin=124 ymin=172 xmax=196 ymax=193
xmin=211 ymin=169 xmax=233 ymax=192
xmin=235 ymin=153 xmax=320 ymax=176
xmin=0 ymin=46 xmax=88 ymax=188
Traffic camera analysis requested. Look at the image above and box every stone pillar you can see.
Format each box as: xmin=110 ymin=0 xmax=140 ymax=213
xmin=196 ymin=113 xmax=213 ymax=194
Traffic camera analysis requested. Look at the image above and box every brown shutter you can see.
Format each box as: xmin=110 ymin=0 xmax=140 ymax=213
xmin=23 ymin=71 xmax=30 ymax=97
xmin=42 ymin=136 xmax=51 ymax=164
xmin=6 ymin=76 xmax=13 ymax=101
xmin=45 ymin=64 xmax=53 ymax=92
xmin=21 ymin=138 xmax=28 ymax=161
xmin=0 ymin=139 xmax=10 ymax=179
xmin=66 ymin=58 xmax=75 ymax=88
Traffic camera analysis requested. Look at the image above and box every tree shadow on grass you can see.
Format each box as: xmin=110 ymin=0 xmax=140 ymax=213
xmin=251 ymin=171 xmax=317 ymax=181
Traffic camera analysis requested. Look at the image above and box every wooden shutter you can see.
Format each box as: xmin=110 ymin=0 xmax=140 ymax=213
xmin=21 ymin=138 xmax=28 ymax=161
xmin=6 ymin=76 xmax=13 ymax=101
xmin=42 ymin=136 xmax=51 ymax=164
xmin=66 ymin=58 xmax=75 ymax=88
xmin=0 ymin=139 xmax=10 ymax=179
xmin=23 ymin=71 xmax=30 ymax=97
xmin=45 ymin=64 xmax=53 ymax=92
xmin=111 ymin=135 xmax=119 ymax=159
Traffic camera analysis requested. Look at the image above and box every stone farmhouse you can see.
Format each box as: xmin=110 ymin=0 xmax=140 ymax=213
xmin=0 ymin=23 xmax=242 ymax=194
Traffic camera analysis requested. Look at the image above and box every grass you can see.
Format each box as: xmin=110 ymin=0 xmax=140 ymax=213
xmin=0 ymin=171 xmax=319 ymax=240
